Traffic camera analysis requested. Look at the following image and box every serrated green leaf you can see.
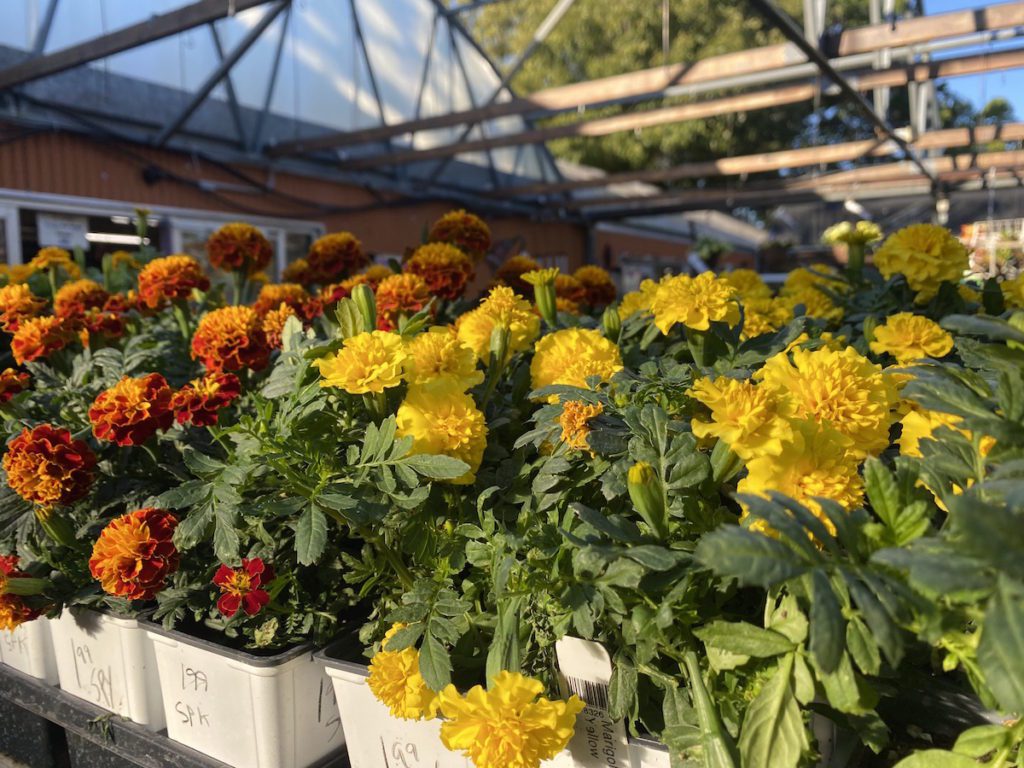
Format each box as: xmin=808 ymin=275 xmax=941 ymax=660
xmin=403 ymin=453 xmax=470 ymax=479
xmin=695 ymin=526 xmax=810 ymax=587
xmin=418 ymin=631 xmax=452 ymax=691
xmin=809 ymin=570 xmax=845 ymax=674
xmin=294 ymin=505 xmax=328 ymax=565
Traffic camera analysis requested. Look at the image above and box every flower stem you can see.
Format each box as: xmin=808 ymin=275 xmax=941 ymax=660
xmin=847 ymin=243 xmax=865 ymax=284
xmin=231 ymin=271 xmax=247 ymax=306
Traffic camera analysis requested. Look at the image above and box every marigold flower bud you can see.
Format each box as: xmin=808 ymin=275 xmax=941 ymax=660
xmin=627 ymin=461 xmax=668 ymax=539
xmin=602 ymin=305 xmax=621 ymax=343
xmin=351 ymin=283 xmax=377 ymax=333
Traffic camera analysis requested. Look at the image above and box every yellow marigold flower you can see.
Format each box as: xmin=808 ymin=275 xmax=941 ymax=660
xmin=456 ymin=286 xmax=540 ymax=363
xmin=438 ymin=671 xmax=584 ymax=768
xmin=869 ymin=312 xmax=954 ymax=364
xmin=782 ymin=286 xmax=843 ymax=323
xmin=617 ymin=279 xmax=659 ymax=320
xmin=521 ymin=268 xmax=560 ymax=288
xmin=573 ymin=265 xmax=617 ymax=308
xmin=530 ymin=328 xmax=623 ymax=397
xmin=29 ymin=247 xmax=81 ymax=279
xmin=315 ymin=330 xmax=406 ymax=394
xmin=721 ymin=268 xmax=772 ymax=299
xmin=898 ymin=406 xmax=995 ymax=459
xmin=404 ymin=326 xmax=483 ymax=392
xmin=738 ymin=420 xmax=863 ymax=535
xmin=690 ymin=377 xmax=792 ymax=460
xmin=650 ymin=272 xmax=740 ymax=334
xmin=396 ymin=382 xmax=487 ymax=484
xmin=741 ymin=296 xmax=793 ymax=339
xmin=822 ymin=220 xmax=882 ymax=246
xmin=873 ymin=223 xmax=968 ymax=300
xmin=559 ymin=400 xmax=603 ymax=452
xmin=782 ymin=264 xmax=843 ymax=294
xmin=1002 ymin=274 xmax=1024 ymax=309
xmin=758 ymin=345 xmax=898 ymax=458
xmin=367 ymin=623 xmax=439 ymax=721
xmin=782 ymin=331 xmax=846 ymax=354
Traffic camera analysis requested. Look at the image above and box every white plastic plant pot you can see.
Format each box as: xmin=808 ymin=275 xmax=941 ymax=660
xmin=0 ymin=617 xmax=58 ymax=684
xmin=145 ymin=622 xmax=344 ymax=768
xmin=49 ymin=608 xmax=166 ymax=730
xmin=316 ymin=643 xmax=673 ymax=768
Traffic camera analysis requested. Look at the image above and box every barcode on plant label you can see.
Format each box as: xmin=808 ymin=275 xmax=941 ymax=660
xmin=565 ymin=675 xmax=610 ymax=710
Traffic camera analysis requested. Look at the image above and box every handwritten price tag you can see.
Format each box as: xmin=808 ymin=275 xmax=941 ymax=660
xmin=70 ymin=639 xmax=115 ymax=709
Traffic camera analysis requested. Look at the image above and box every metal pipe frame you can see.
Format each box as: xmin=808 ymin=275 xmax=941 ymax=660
xmin=0 ymin=0 xmax=278 ymax=91
xmin=31 ymin=0 xmax=60 ymax=56
xmin=265 ymin=1 xmax=1024 ymax=157
xmin=423 ymin=0 xmax=577 ymax=185
xmin=248 ymin=4 xmax=290 ymax=153
xmin=746 ymin=0 xmax=937 ymax=185
xmin=208 ymin=22 xmax=248 ymax=148
xmin=154 ymin=1 xmax=289 ymax=148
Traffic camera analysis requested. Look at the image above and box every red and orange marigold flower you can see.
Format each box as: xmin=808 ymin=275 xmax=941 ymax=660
xmin=2 ymin=424 xmax=96 ymax=507
xmin=11 ymin=316 xmax=79 ymax=365
xmin=137 ymin=254 xmax=210 ymax=309
xmin=0 ymin=368 xmax=30 ymax=403
xmin=0 ymin=284 xmax=47 ymax=330
xmin=53 ymin=279 xmax=110 ymax=318
xmin=213 ymin=558 xmax=273 ymax=618
xmin=307 ymin=232 xmax=367 ymax=283
xmin=574 ymin=265 xmax=617 ymax=309
xmin=375 ymin=273 xmax=433 ymax=331
xmin=172 ymin=372 xmax=242 ymax=427
xmin=428 ymin=210 xmax=491 ymax=262
xmin=252 ymin=283 xmax=321 ymax=320
xmin=0 ymin=555 xmax=43 ymax=631
xmin=191 ymin=306 xmax=270 ymax=373
xmin=206 ymin=222 xmax=273 ymax=275
xmin=89 ymin=373 xmax=174 ymax=446
xmin=404 ymin=243 xmax=474 ymax=301
xmin=554 ymin=273 xmax=588 ymax=306
xmin=495 ymin=254 xmax=541 ymax=296
xmin=89 ymin=508 xmax=179 ymax=601
xmin=81 ymin=309 xmax=125 ymax=342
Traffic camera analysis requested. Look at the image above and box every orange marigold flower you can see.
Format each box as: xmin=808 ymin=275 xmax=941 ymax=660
xmin=11 ymin=316 xmax=78 ymax=365
xmin=89 ymin=373 xmax=174 ymax=446
xmin=89 ymin=508 xmax=179 ymax=601
xmin=574 ymin=266 xmax=617 ymax=309
xmin=556 ymin=297 xmax=580 ymax=316
xmin=2 ymin=424 xmax=96 ymax=507
xmin=495 ymin=254 xmax=541 ymax=296
xmin=191 ymin=306 xmax=270 ymax=373
xmin=0 ymin=284 xmax=47 ymax=331
xmin=262 ymin=303 xmax=298 ymax=349
xmin=172 ymin=372 xmax=241 ymax=427
xmin=29 ymin=247 xmax=80 ymax=279
xmin=138 ymin=255 xmax=210 ymax=308
xmin=53 ymin=279 xmax=109 ymax=318
xmin=363 ymin=264 xmax=396 ymax=285
xmin=404 ymin=243 xmax=474 ymax=301
xmin=560 ymin=400 xmax=603 ymax=452
xmin=0 ymin=368 xmax=29 ymax=403
xmin=428 ymin=210 xmax=491 ymax=262
xmin=252 ymin=283 xmax=320 ymax=320
xmin=376 ymin=273 xmax=433 ymax=331
xmin=554 ymin=273 xmax=588 ymax=305
xmin=206 ymin=222 xmax=273 ymax=275
xmin=307 ymin=232 xmax=367 ymax=283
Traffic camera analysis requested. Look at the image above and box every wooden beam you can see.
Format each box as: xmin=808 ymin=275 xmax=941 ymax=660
xmin=580 ymin=149 xmax=1024 ymax=216
xmin=0 ymin=0 xmax=276 ymax=92
xmin=338 ymin=46 xmax=1024 ymax=170
xmin=504 ymin=121 xmax=1024 ymax=201
xmin=267 ymin=0 xmax=1024 ymax=156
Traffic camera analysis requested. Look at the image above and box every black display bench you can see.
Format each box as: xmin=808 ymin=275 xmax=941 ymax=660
xmin=0 ymin=665 xmax=350 ymax=768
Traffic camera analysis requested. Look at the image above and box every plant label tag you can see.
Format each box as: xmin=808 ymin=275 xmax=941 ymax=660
xmin=555 ymin=636 xmax=634 ymax=768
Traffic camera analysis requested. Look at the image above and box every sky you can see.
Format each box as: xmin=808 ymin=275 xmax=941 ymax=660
xmin=925 ymin=0 xmax=1024 ymax=117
